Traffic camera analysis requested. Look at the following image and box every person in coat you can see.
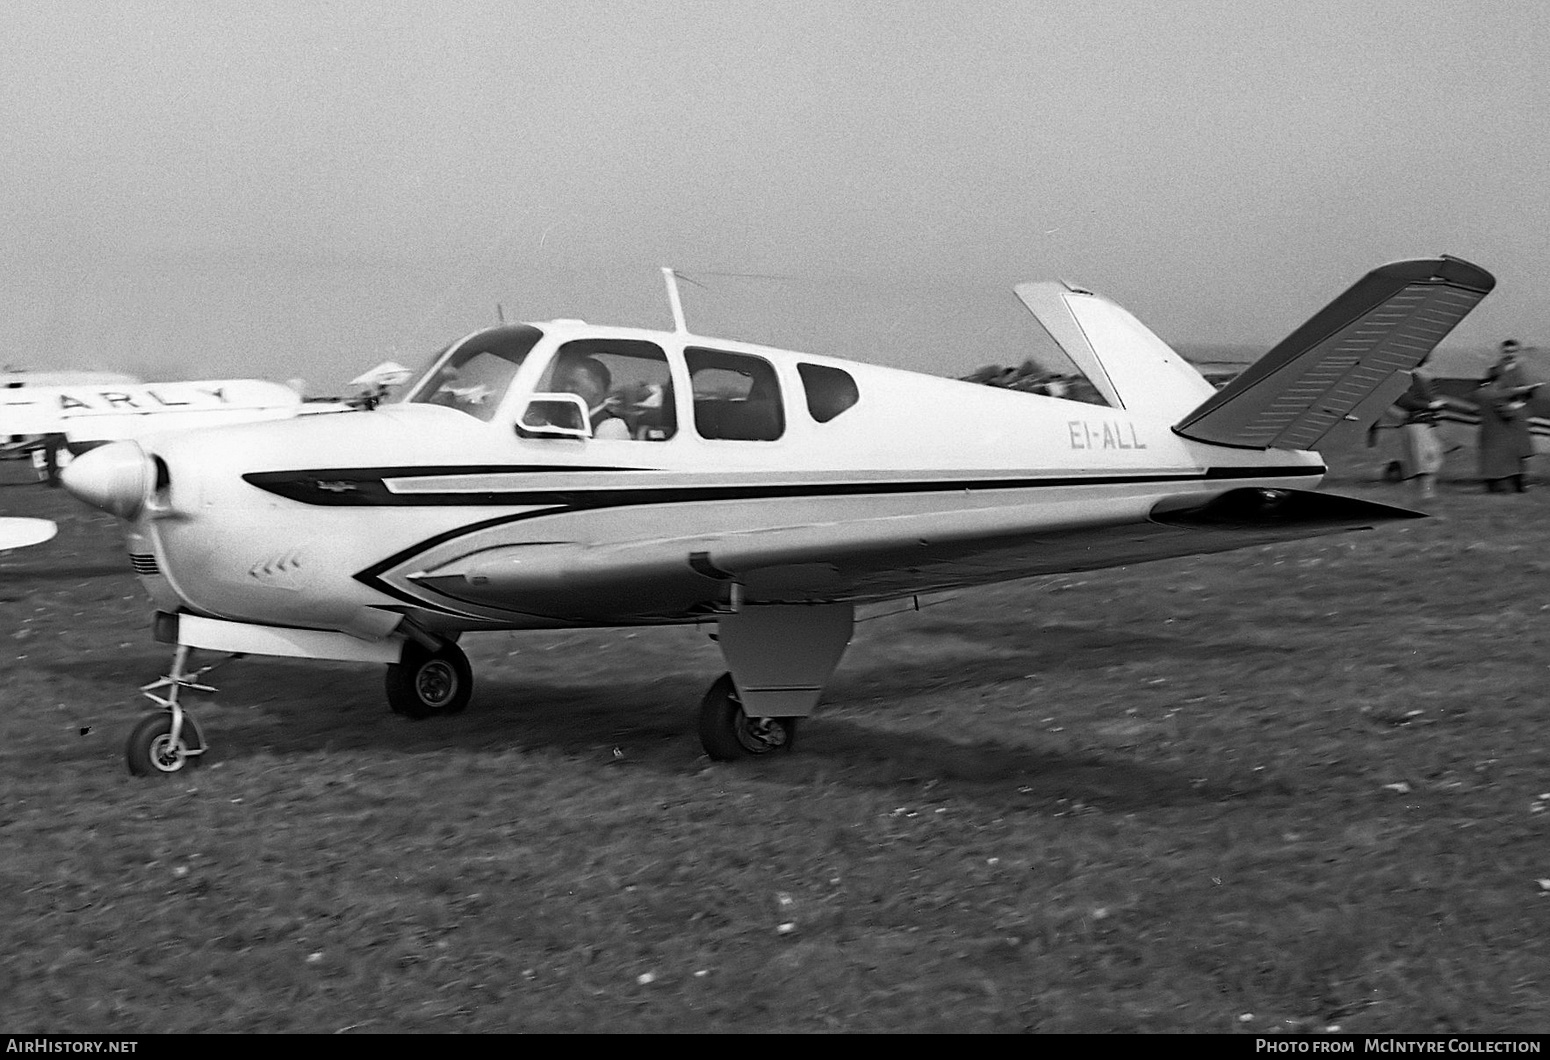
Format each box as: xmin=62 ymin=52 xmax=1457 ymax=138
xmin=1476 ymin=340 xmax=1539 ymax=493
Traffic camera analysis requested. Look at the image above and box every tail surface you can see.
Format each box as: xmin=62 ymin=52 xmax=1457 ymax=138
xmin=1173 ymin=256 xmax=1495 ymax=450
xmin=1014 ymin=280 xmax=1219 ymax=420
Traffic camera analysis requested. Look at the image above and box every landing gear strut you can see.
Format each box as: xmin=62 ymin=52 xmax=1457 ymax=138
xmin=697 ymin=602 xmax=854 ymax=760
xmin=385 ymin=639 xmax=472 ymax=719
xmin=698 ymin=673 xmax=798 ymax=760
xmin=127 ymin=644 xmax=223 ymax=776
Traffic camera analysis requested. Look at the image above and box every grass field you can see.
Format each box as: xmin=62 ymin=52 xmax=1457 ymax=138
xmin=1 ymin=438 xmax=1547 ymax=1033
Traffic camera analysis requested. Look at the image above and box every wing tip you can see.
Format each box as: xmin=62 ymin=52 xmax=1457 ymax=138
xmin=1373 ymin=255 xmax=1495 ymax=294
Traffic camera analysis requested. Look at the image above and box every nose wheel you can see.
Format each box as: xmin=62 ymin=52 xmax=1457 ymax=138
xmin=698 ymin=673 xmax=798 ymax=760
xmin=127 ymin=644 xmax=221 ymax=776
xmin=126 ymin=711 xmax=205 ymax=775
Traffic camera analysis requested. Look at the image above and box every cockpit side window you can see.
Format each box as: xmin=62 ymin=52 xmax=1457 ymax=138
xmin=686 ymin=348 xmax=784 ymax=441
xmin=797 ymin=363 xmax=859 ymax=423
xmin=534 ymin=339 xmax=676 ymax=441
xmin=404 ymin=325 xmax=543 ymax=421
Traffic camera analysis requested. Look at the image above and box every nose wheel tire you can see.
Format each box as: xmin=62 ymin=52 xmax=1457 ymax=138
xmin=698 ymin=673 xmax=798 ymax=760
xmin=125 ymin=711 xmax=205 ymax=776
xmin=386 ymin=640 xmax=473 ymax=719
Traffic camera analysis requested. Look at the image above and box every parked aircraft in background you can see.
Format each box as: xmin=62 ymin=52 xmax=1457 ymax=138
xmin=2 ymin=368 xmax=142 ymax=388
xmin=347 ymin=361 xmax=416 ymax=409
xmin=45 ymin=257 xmax=1493 ymax=776
xmin=2 ymin=378 xmax=321 ymax=484
xmin=1369 ymin=344 xmax=1550 ymax=479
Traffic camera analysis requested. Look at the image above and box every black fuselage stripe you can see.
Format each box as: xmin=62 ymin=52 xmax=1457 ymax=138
xmin=250 ymin=464 xmax=1321 ymax=508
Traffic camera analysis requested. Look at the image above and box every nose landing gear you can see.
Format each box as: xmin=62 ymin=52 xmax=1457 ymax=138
xmin=126 ymin=645 xmax=226 ymax=776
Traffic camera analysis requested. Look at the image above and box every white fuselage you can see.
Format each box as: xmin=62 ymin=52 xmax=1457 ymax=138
xmin=114 ymin=320 xmax=1323 ymax=636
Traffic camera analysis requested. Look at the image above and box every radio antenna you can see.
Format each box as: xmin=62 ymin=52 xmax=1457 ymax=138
xmin=661 ymin=267 xmax=688 ymax=334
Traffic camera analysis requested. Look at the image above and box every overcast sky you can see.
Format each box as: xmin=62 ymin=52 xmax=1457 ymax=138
xmin=2 ymin=0 xmax=1545 ymax=389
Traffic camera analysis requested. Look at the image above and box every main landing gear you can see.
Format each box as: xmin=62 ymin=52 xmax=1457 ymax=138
xmin=696 ymin=602 xmax=854 ymax=761
xmin=121 ymin=604 xmax=851 ymax=771
xmin=385 ymin=639 xmax=473 ymax=719
xmin=698 ymin=673 xmax=798 ymax=759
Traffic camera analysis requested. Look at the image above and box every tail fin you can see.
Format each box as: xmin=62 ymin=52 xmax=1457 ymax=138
xmin=1014 ymin=280 xmax=1219 ymax=419
xmin=1173 ymin=256 xmax=1495 ymax=450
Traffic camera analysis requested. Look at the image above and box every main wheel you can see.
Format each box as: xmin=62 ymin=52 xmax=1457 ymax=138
xmin=125 ymin=712 xmax=205 ymax=776
xmin=385 ymin=639 xmax=473 ymax=719
xmin=698 ymin=673 xmax=798 ymax=760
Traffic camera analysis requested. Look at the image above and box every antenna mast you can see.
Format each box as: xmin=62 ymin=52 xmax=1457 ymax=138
xmin=661 ymin=267 xmax=688 ymax=333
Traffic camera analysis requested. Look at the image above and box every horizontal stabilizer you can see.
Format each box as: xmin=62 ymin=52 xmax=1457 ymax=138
xmin=1174 ymin=256 xmax=1495 ymax=450
xmin=1150 ymin=487 xmax=1423 ymax=533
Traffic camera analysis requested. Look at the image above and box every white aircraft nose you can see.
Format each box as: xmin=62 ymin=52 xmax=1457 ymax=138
xmin=59 ymin=441 xmax=156 ymax=519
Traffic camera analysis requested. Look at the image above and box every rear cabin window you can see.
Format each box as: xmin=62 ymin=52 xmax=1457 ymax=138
xmin=533 ymin=339 xmax=676 ymax=441
xmin=797 ymin=363 xmax=859 ymax=423
xmin=685 ymin=348 xmax=784 ymax=441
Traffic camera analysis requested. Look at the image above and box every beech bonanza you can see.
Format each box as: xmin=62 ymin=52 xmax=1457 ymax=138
xmin=47 ymin=258 xmax=1493 ymax=775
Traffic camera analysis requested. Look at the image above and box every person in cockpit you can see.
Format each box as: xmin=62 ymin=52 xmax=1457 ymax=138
xmin=556 ymin=357 xmax=630 ymax=439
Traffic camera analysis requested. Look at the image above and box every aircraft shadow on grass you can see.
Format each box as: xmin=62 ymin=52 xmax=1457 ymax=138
xmin=42 ymin=636 xmax=1273 ymax=810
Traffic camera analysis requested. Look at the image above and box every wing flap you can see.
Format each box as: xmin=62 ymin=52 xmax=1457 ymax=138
xmin=1174 ymin=257 xmax=1495 ymax=450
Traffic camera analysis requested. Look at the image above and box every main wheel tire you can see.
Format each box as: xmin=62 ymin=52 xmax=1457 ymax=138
xmin=125 ymin=712 xmax=204 ymax=776
xmin=698 ymin=673 xmax=798 ymax=761
xmin=386 ymin=640 xmax=473 ymax=719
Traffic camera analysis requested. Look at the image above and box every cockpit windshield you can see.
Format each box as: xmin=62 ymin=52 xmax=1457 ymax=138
xmin=401 ymin=325 xmax=544 ymax=421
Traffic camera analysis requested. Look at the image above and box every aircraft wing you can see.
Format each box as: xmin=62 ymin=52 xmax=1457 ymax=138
xmin=0 ymin=392 xmax=65 ymax=436
xmin=405 ymin=488 xmax=1421 ymax=617
xmin=1174 ymin=257 xmax=1495 ymax=450
xmin=0 ymin=517 xmax=56 ymax=550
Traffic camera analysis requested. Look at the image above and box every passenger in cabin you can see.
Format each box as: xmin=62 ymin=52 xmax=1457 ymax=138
xmin=1476 ymin=340 xmax=1539 ymax=494
xmin=556 ymin=357 xmax=630 ymax=440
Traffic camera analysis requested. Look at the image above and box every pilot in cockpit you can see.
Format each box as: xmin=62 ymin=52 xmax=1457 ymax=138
xmin=556 ymin=357 xmax=630 ymax=439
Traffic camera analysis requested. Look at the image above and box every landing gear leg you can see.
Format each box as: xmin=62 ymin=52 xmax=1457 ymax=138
xmin=127 ymin=644 xmax=229 ymax=776
xmin=698 ymin=602 xmax=853 ymax=761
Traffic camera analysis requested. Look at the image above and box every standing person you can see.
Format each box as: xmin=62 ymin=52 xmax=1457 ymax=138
xmin=1475 ymin=339 xmax=1539 ymax=493
xmin=1393 ymin=361 xmax=1445 ymax=499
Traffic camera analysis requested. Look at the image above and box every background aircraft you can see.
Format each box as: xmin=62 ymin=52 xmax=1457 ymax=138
xmin=2 ymin=368 xmax=142 ymax=387
xmin=47 ymin=257 xmax=1494 ymax=776
xmin=1366 ymin=345 xmax=1550 ymax=481
xmin=1 ymin=377 xmax=335 ymax=485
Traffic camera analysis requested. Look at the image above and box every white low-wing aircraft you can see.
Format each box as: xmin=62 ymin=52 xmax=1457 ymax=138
xmin=51 ymin=257 xmax=1493 ymax=775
